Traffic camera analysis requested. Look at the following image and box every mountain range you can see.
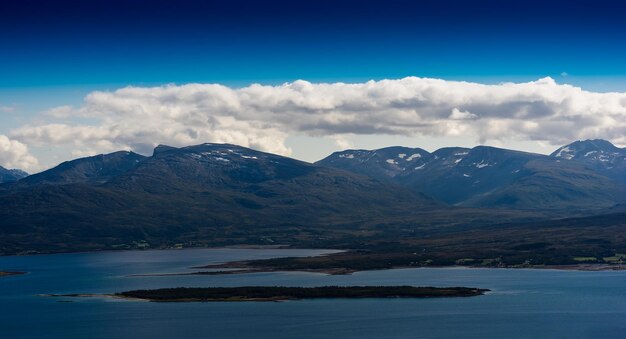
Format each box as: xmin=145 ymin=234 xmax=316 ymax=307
xmin=0 ymin=139 xmax=624 ymax=255
xmin=0 ymin=143 xmax=436 ymax=254
xmin=318 ymin=139 xmax=626 ymax=210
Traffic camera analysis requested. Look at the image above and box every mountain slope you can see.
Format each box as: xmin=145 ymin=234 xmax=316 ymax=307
xmin=0 ymin=166 xmax=27 ymax=183
xmin=0 ymin=143 xmax=438 ymax=254
xmin=5 ymin=151 xmax=146 ymax=189
xmin=397 ymin=146 xmax=542 ymax=205
xmin=318 ymin=146 xmax=542 ymax=202
xmin=550 ymin=139 xmax=626 ymax=183
xmin=318 ymin=142 xmax=626 ymax=210
xmin=460 ymin=158 xmax=625 ymax=209
xmin=316 ymin=146 xmax=432 ymax=180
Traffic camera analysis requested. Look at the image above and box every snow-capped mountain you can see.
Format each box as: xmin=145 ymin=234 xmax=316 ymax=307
xmin=319 ymin=145 xmax=542 ymax=205
xmin=550 ymin=139 xmax=626 ymax=183
xmin=315 ymin=146 xmax=433 ymax=180
xmin=318 ymin=141 xmax=626 ymax=209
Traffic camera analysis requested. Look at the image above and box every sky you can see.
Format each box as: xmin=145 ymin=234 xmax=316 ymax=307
xmin=2 ymin=0 xmax=626 ymax=172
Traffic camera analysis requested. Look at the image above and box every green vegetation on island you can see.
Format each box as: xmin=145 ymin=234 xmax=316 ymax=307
xmin=116 ymin=286 xmax=488 ymax=302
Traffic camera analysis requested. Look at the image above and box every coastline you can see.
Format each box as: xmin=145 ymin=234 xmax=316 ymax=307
xmin=5 ymin=245 xmax=626 ymax=277
xmin=0 ymin=244 xmax=334 ymax=257
xmin=194 ymin=258 xmax=626 ymax=276
xmin=531 ymin=264 xmax=626 ymax=271
xmin=129 ymin=262 xmax=626 ymax=279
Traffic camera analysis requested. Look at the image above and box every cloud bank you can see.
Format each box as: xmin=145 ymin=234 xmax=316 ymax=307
xmin=0 ymin=135 xmax=39 ymax=171
xmin=7 ymin=77 xmax=626 ymax=170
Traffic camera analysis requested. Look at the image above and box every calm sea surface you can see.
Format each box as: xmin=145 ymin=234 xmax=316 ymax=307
xmin=1 ymin=248 xmax=626 ymax=339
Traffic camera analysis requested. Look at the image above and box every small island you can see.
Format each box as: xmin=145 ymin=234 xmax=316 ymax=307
xmin=116 ymin=286 xmax=488 ymax=302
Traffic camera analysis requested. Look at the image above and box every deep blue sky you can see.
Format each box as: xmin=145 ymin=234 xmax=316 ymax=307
xmin=2 ymin=0 xmax=626 ymax=87
xmin=2 ymin=0 xmax=626 ymax=171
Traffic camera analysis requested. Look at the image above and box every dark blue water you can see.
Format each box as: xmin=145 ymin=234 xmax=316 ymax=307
xmin=1 ymin=248 xmax=626 ymax=339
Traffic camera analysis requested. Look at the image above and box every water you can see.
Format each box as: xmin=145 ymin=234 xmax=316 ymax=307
xmin=1 ymin=248 xmax=626 ymax=338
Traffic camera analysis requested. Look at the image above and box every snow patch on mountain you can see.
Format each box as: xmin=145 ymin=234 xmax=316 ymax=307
xmin=554 ymin=146 xmax=574 ymax=160
xmin=241 ymin=155 xmax=258 ymax=160
xmin=475 ymin=160 xmax=492 ymax=169
xmin=406 ymin=153 xmax=421 ymax=161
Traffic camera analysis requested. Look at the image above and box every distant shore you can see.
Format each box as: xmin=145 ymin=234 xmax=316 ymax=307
xmin=127 ymin=262 xmax=626 ymax=280
xmin=5 ymin=245 xmax=626 ymax=277
xmin=190 ymin=258 xmax=626 ymax=276
xmin=535 ymin=264 xmax=626 ymax=271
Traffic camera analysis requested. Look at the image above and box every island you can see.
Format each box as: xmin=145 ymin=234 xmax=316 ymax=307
xmin=115 ymin=286 xmax=488 ymax=302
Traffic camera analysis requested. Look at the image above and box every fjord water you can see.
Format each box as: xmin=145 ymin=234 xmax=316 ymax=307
xmin=2 ymin=248 xmax=626 ymax=339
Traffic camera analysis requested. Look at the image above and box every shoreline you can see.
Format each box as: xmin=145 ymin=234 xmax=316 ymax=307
xmin=129 ymin=263 xmax=626 ymax=279
xmin=0 ymin=245 xmax=342 ymax=258
xmin=5 ymin=245 xmax=626 ymax=276
xmin=40 ymin=293 xmax=149 ymax=302
xmin=196 ymin=258 xmax=626 ymax=275
xmin=530 ymin=264 xmax=626 ymax=271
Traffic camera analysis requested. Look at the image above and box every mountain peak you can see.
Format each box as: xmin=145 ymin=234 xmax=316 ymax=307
xmin=153 ymin=143 xmax=262 ymax=158
xmin=317 ymin=146 xmax=432 ymax=179
xmin=0 ymin=166 xmax=28 ymax=183
xmin=13 ymin=150 xmax=146 ymax=187
xmin=153 ymin=144 xmax=177 ymax=155
xmin=551 ymin=139 xmax=622 ymax=160
xmin=550 ymin=139 xmax=626 ymax=183
xmin=154 ymin=143 xmax=282 ymax=164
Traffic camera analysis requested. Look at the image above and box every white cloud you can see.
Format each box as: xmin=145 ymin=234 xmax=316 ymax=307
xmin=0 ymin=135 xmax=39 ymax=171
xmin=330 ymin=135 xmax=355 ymax=150
xmin=8 ymin=77 xmax=626 ymax=168
xmin=43 ymin=105 xmax=75 ymax=118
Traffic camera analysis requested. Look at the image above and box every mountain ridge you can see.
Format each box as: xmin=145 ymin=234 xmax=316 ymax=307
xmin=19 ymin=151 xmax=145 ymax=186
xmin=0 ymin=166 xmax=27 ymax=183
xmin=1 ymin=139 xmax=624 ymax=255
xmin=317 ymin=139 xmax=626 ymax=210
xmin=0 ymin=143 xmax=439 ymax=254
